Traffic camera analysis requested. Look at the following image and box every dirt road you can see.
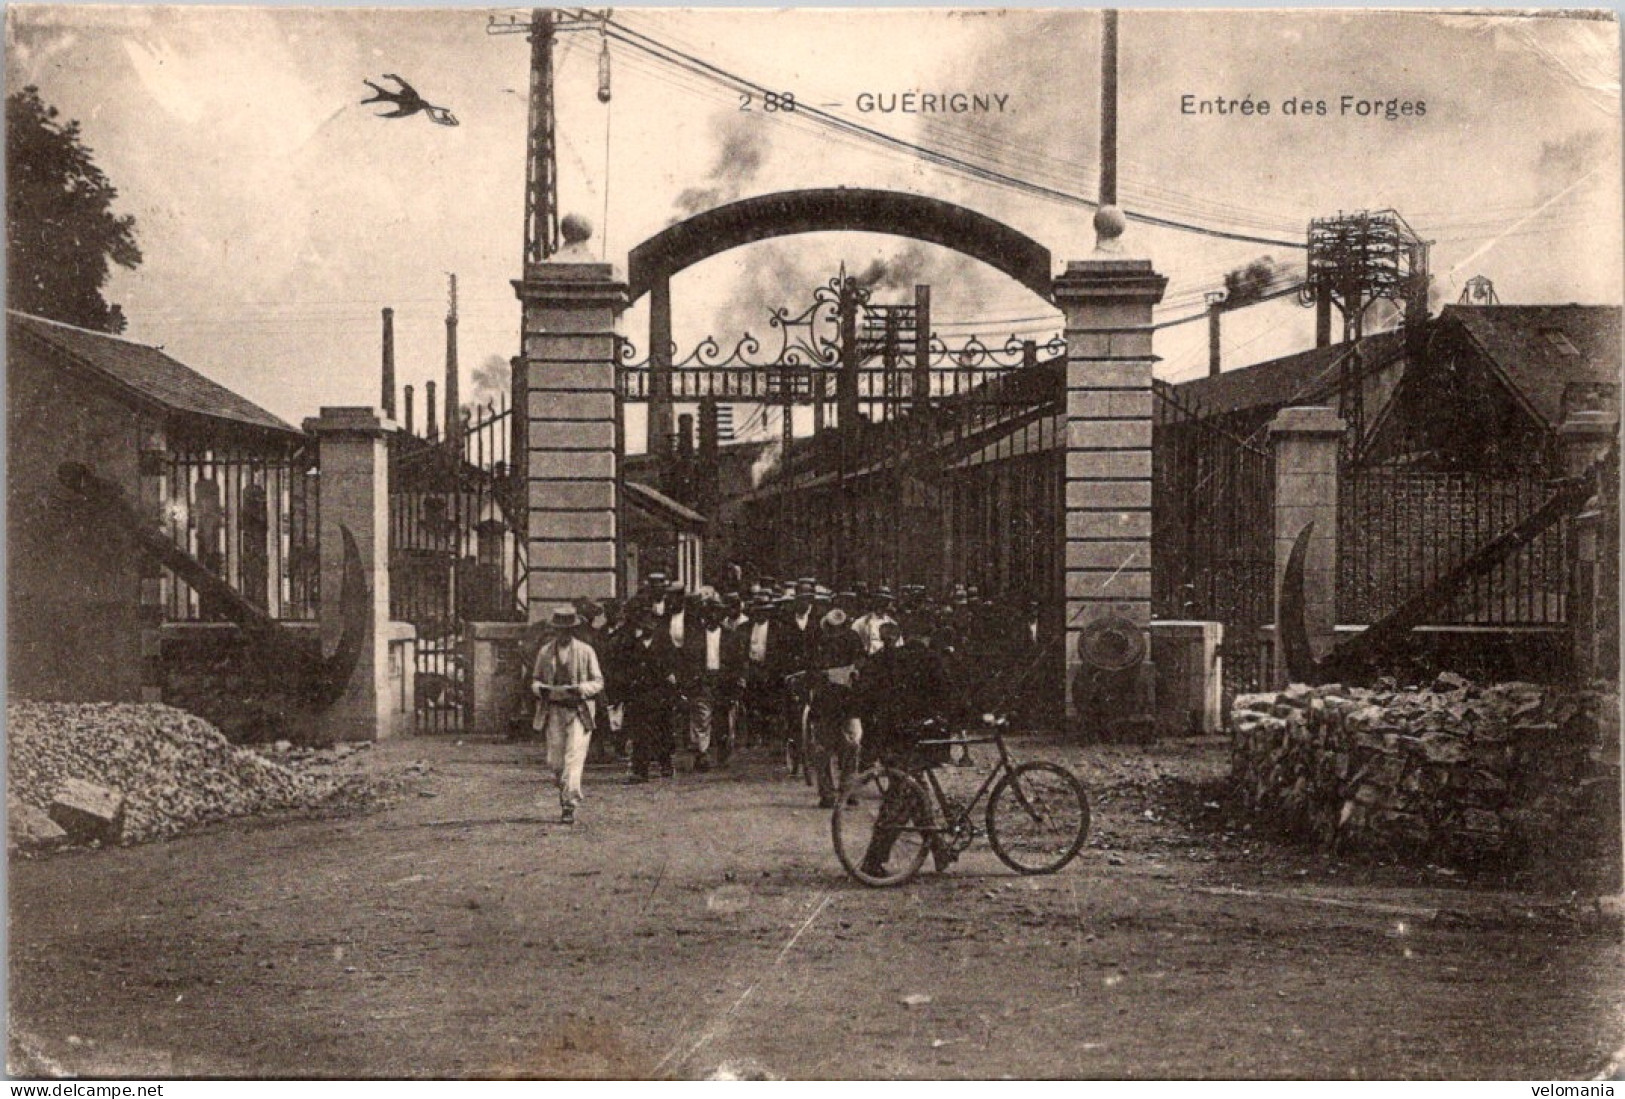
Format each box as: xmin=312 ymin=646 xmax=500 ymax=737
xmin=9 ymin=735 xmax=1622 ymax=1079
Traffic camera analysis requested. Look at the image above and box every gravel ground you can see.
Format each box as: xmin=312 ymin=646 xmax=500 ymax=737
xmin=8 ymin=732 xmax=1622 ymax=1079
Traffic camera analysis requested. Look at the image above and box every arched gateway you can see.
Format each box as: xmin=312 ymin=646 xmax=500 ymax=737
xmin=625 ymin=188 xmax=1057 ymax=456
xmin=514 ymin=186 xmax=1166 ymax=724
xmin=626 ymin=188 xmax=1055 ymax=303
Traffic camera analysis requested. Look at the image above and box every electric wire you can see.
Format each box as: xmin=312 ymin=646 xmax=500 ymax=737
xmin=599 ymin=16 xmax=1308 ymax=250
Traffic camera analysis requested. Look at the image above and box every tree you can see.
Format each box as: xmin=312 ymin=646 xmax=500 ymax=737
xmin=7 ymin=85 xmax=141 ymax=333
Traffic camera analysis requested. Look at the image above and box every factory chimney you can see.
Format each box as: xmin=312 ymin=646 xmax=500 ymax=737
xmin=380 ymin=308 xmax=396 ymax=417
xmin=444 ymin=274 xmax=461 ymax=449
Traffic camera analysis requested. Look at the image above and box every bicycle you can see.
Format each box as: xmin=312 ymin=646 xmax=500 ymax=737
xmin=831 ymin=716 xmax=1091 ymax=887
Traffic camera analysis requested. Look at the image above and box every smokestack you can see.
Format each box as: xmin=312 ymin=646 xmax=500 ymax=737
xmin=444 ymin=274 xmax=461 ymax=448
xmin=677 ymin=412 xmax=694 ymax=458
xmin=699 ymin=397 xmax=719 ymax=460
xmin=381 ymin=308 xmax=396 ymax=418
xmin=698 ymin=397 xmax=720 ymax=515
xmin=1208 ymin=297 xmax=1223 ymax=376
xmin=426 ymin=380 xmax=439 ymax=442
xmin=912 ymin=284 xmax=931 ymax=411
xmin=404 ymin=384 xmax=416 ymax=436
xmin=1403 ymin=243 xmax=1430 ymax=354
xmin=838 ymin=276 xmax=860 ymax=433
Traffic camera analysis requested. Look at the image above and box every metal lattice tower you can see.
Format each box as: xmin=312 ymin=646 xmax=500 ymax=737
xmin=524 ymin=10 xmax=559 ymax=264
xmin=1298 ymin=210 xmax=1430 ymax=460
xmin=1299 ymin=209 xmax=1430 ymax=343
xmin=489 ymin=8 xmax=610 ymax=266
xmin=1459 ymin=275 xmax=1499 ymax=305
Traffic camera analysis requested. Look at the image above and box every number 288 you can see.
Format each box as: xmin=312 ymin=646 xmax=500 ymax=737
xmin=739 ymin=92 xmax=796 ymax=112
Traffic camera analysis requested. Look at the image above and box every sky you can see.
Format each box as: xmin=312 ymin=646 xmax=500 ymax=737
xmin=7 ymin=7 xmax=1621 ymax=447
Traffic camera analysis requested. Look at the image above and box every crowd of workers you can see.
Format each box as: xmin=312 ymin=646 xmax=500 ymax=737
xmin=524 ymin=573 xmax=1048 ymax=824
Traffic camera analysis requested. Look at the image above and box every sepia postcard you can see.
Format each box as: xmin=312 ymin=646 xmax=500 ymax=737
xmin=5 ymin=5 xmax=1622 ymax=1085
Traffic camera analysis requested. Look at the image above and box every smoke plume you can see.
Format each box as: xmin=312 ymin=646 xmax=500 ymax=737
xmin=853 ymin=244 xmax=932 ymax=294
xmin=672 ymin=112 xmax=773 ymax=221
xmin=1221 ymin=256 xmax=1279 ymax=307
xmin=468 ymin=353 xmax=511 ymax=406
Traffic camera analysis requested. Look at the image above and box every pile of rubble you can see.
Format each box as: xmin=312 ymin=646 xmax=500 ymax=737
xmin=1230 ymin=675 xmax=1620 ymax=873
xmin=8 ymin=702 xmax=372 ymax=850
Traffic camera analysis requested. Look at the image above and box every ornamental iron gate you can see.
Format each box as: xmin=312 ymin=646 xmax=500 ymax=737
xmin=1151 ymin=380 xmax=1277 ymax=697
xmin=388 ymin=399 xmax=525 ymax=733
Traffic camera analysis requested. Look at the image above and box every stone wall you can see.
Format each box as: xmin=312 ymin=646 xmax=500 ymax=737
xmin=1230 ymin=675 xmax=1620 ymax=887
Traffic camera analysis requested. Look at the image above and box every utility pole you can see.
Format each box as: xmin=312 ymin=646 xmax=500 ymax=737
xmin=1100 ymin=9 xmax=1118 ymax=208
xmin=836 ymin=269 xmax=863 ymax=583
xmin=524 ymin=10 xmax=558 ymax=265
xmin=488 ymin=8 xmax=612 ymax=267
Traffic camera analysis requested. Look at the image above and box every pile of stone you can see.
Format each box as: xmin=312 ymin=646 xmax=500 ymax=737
xmin=1230 ymin=675 xmax=1620 ymax=871
xmin=8 ymin=702 xmax=366 ymax=850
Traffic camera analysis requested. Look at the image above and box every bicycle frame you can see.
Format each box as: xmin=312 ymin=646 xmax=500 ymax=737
xmin=835 ymin=719 xmax=1092 ymax=885
xmin=904 ymin=727 xmax=1018 ymax=846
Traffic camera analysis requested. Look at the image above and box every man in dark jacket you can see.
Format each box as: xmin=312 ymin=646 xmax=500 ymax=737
xmin=679 ymin=595 xmax=745 ymax=770
xmin=740 ymin=592 xmax=781 ymax=750
xmin=774 ymin=589 xmax=820 ymax=778
xmin=809 ymin=608 xmax=866 ymax=808
xmin=859 ymin=626 xmax=954 ymax=878
xmin=621 ymin=609 xmax=680 ymax=781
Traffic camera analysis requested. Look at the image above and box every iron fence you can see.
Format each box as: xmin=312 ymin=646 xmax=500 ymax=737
xmin=1337 ymin=469 xmax=1570 ymax=626
xmin=389 ymin=398 xmax=526 ymax=733
xmin=160 ymin=441 xmax=319 ymax=622
xmin=1151 ymin=384 xmax=1277 ymax=696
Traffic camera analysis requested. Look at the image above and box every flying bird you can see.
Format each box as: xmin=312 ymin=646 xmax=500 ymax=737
xmin=360 ymin=74 xmax=458 ymax=126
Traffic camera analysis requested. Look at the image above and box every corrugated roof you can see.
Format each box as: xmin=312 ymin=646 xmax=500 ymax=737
xmin=9 ymin=311 xmax=297 ymax=435
xmin=1444 ymin=304 xmax=1620 ymax=429
xmin=1169 ymin=328 xmax=1407 ymax=418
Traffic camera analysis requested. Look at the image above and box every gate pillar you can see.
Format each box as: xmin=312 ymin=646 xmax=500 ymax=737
xmin=1054 ymin=239 xmax=1166 ymax=730
xmin=514 ymin=251 xmax=628 ymax=614
xmin=1268 ymin=406 xmax=1344 ymax=687
xmin=305 ymin=406 xmax=408 ymax=741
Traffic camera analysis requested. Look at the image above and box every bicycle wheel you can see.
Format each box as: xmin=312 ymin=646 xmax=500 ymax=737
xmin=986 ymin=761 xmax=1091 ymax=874
xmin=831 ymin=766 xmax=933 ymax=887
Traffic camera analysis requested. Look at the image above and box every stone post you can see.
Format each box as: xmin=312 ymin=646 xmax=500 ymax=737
xmin=467 ymin=621 xmax=530 ymax=736
xmin=1269 ymin=406 xmax=1345 ymax=687
xmin=137 ymin=427 xmax=169 ymax=703
xmin=1557 ymin=408 xmax=1618 ymax=478
xmin=1558 ymin=409 xmax=1619 ymax=681
xmin=514 ymin=257 xmax=627 ymax=615
xmin=1053 ymin=254 xmax=1166 ymax=727
xmin=304 ymin=407 xmax=400 ymax=741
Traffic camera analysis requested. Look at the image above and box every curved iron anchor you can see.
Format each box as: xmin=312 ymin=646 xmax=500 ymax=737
xmin=57 ymin=462 xmax=368 ymax=709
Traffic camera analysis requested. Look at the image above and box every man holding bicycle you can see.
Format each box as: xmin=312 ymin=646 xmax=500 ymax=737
xmin=857 ymin=623 xmax=954 ymax=878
